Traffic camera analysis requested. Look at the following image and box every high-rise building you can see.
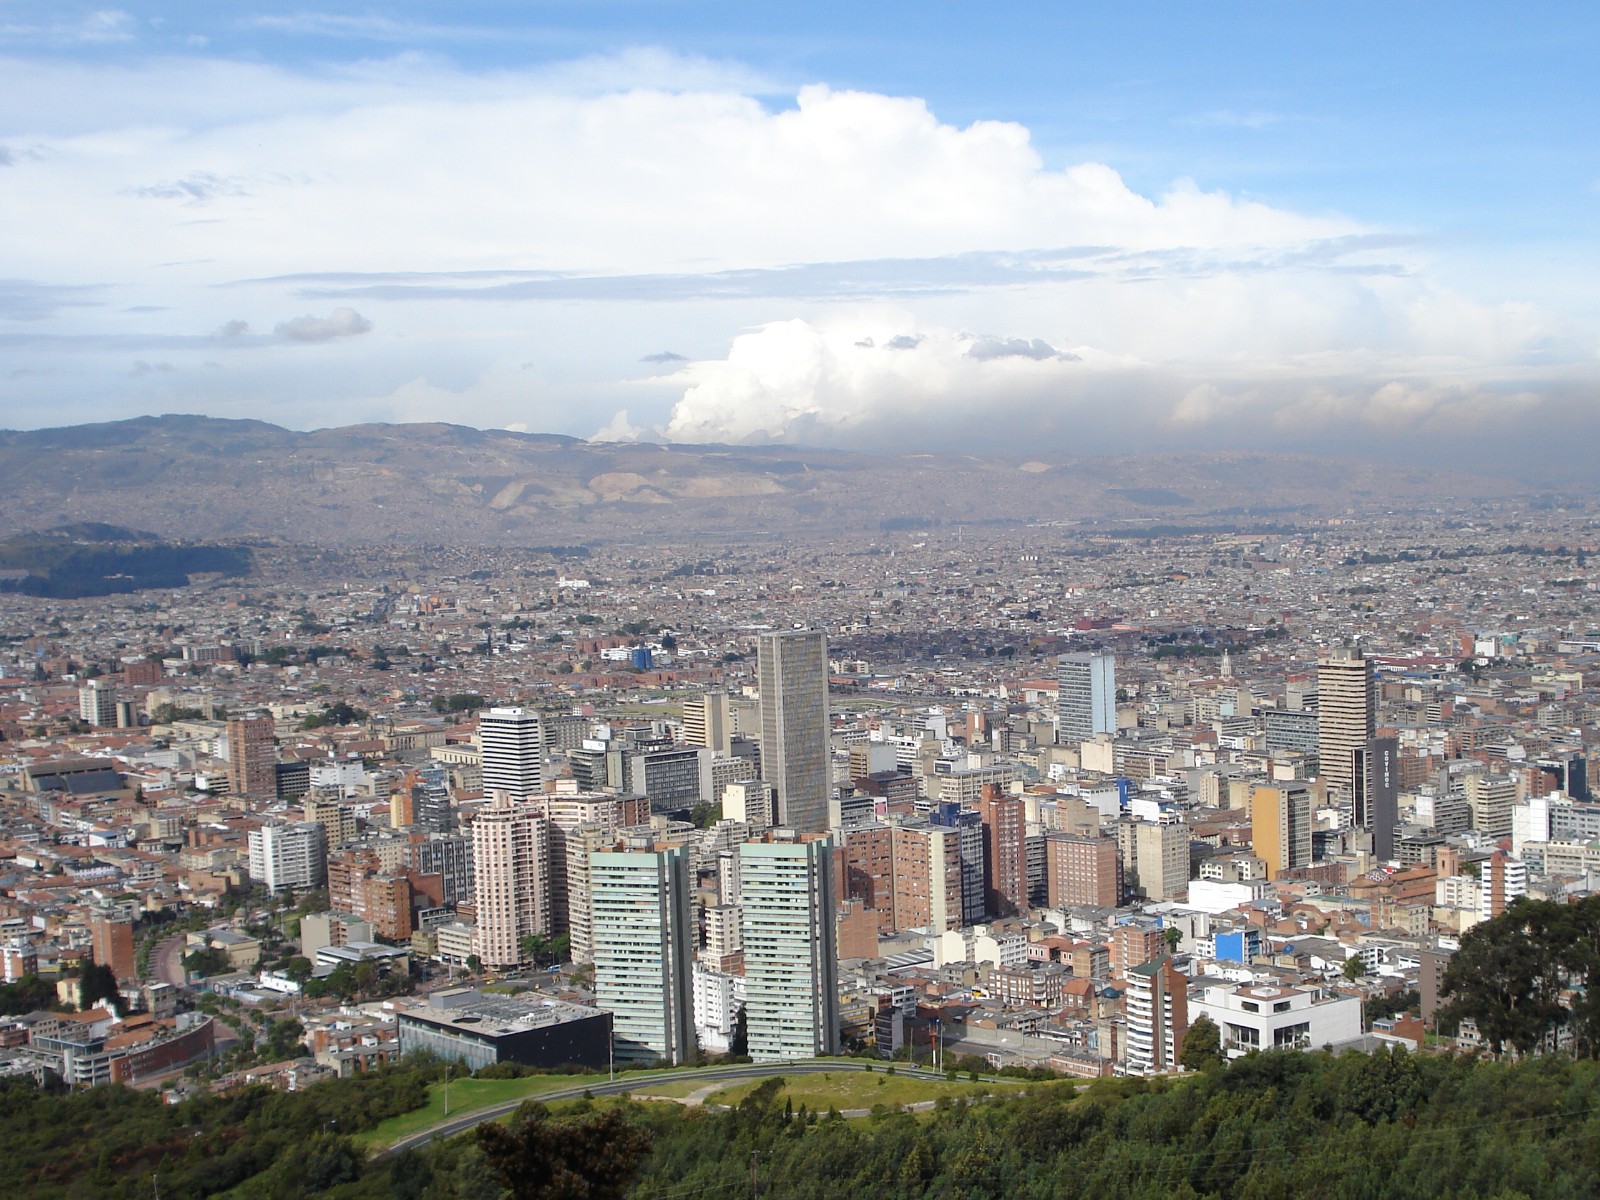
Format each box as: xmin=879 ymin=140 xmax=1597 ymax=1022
xmin=564 ymin=823 xmax=613 ymax=965
xmin=227 ymin=714 xmax=278 ymax=798
xmin=1250 ymin=783 xmax=1313 ymax=880
xmin=590 ymin=847 xmax=696 ymax=1065
xmin=329 ymin=850 xmax=415 ymax=941
xmin=976 ymin=784 xmax=1027 ymax=917
xmin=1045 ymin=833 xmax=1122 ymax=908
xmin=698 ymin=749 xmax=760 ymax=809
xmin=302 ymin=793 xmax=356 ymax=849
xmin=411 ymin=764 xmax=456 ymax=833
xmin=1356 ymin=736 xmax=1399 ymax=860
xmin=721 ymin=779 xmax=775 ymax=828
xmin=1317 ymin=647 xmax=1374 ymax=801
xmin=91 ymin=915 xmax=137 ymax=981
xmin=1465 ymin=773 xmax=1517 ymax=839
xmin=757 ymin=629 xmax=831 ymax=834
xmin=471 ymin=792 xmax=551 ymax=969
xmin=1118 ymin=820 xmax=1191 ymax=901
xmin=1479 ymin=851 xmax=1528 ymax=921
xmin=682 ymin=691 xmax=732 ymax=754
xmin=545 ymin=791 xmax=649 ymax=938
xmin=405 ymin=833 xmax=474 ymax=907
xmin=741 ymin=839 xmax=839 ymax=1061
xmin=625 ymin=746 xmax=703 ymax=813
xmin=1124 ymin=956 xmax=1188 ymax=1075
xmin=929 ymin=803 xmax=986 ymax=925
xmin=478 ymin=707 xmax=544 ymax=805
xmin=78 ymin=680 xmax=117 ymax=728
xmin=1057 ymin=653 xmax=1116 ymax=746
xmin=889 ymin=823 xmax=966 ymax=932
xmin=248 ymin=821 xmax=327 ymax=891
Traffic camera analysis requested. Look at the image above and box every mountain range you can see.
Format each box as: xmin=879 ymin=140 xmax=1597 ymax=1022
xmin=0 ymin=415 xmax=1545 ymax=546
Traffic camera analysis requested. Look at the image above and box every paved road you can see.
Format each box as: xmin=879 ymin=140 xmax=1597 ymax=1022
xmin=380 ymin=1061 xmax=957 ymax=1158
xmin=152 ymin=933 xmax=188 ymax=988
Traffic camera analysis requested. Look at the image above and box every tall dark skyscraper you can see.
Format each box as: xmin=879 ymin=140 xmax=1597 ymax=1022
xmin=1356 ymin=735 xmax=1399 ymax=861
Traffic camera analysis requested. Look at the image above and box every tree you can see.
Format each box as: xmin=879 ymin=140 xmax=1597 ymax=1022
xmin=77 ymin=960 xmax=124 ymax=1014
xmin=352 ymin=960 xmax=380 ymax=995
xmin=477 ymin=1106 xmax=653 ymax=1200
xmin=1164 ymin=927 xmax=1182 ymax=953
xmin=1439 ymin=895 xmax=1600 ymax=1056
xmin=1179 ymin=1015 xmax=1223 ymax=1072
xmin=299 ymin=700 xmax=368 ymax=729
xmin=466 ymin=954 xmax=483 ymax=975
xmin=1343 ymin=955 xmax=1366 ymax=982
xmin=183 ymin=946 xmax=231 ymax=979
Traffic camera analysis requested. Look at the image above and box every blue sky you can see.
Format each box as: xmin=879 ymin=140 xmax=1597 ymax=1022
xmin=1 ymin=2 xmax=1597 ymax=466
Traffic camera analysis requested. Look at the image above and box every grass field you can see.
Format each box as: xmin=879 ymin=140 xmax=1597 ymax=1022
xmin=360 ymin=1065 xmax=1049 ymax=1149
xmin=703 ymin=1071 xmax=1025 ymax=1112
xmin=623 ymin=1076 xmax=722 ymax=1099
xmin=355 ymin=1074 xmax=589 ymax=1147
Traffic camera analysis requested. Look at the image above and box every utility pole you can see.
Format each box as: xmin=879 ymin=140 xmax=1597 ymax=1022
xmin=444 ymin=1063 xmax=451 ymax=1116
xmin=749 ymin=1151 xmax=760 ymax=1200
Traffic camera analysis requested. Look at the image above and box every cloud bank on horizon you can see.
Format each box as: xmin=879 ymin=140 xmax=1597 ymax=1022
xmin=0 ymin=10 xmax=1594 ymax=471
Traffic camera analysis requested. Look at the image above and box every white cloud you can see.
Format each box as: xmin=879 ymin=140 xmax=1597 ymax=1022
xmin=274 ymin=307 xmax=371 ymax=342
xmin=658 ymin=310 xmax=1574 ymax=452
xmin=591 ymin=409 xmax=645 ymax=442
xmin=0 ymin=9 xmax=136 ymax=46
xmin=662 ymin=316 xmax=1099 ymax=444
xmin=0 ymin=48 xmax=1589 ymax=461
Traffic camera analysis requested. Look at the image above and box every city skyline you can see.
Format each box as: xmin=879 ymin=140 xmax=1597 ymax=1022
xmin=1 ymin=4 xmax=1597 ymax=471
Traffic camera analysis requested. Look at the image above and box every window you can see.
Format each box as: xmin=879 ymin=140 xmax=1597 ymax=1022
xmin=1241 ymin=1001 xmax=1259 ymax=1013
xmin=1274 ymin=1022 xmax=1311 ymax=1050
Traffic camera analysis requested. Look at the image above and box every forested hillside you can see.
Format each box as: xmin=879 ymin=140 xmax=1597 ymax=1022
xmin=3 ymin=1049 xmax=1599 ymax=1199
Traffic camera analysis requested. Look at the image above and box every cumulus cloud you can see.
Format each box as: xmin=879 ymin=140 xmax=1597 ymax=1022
xmin=663 ymin=318 xmax=1095 ymax=444
xmin=274 ymin=307 xmax=372 ymax=342
xmin=214 ymin=318 xmax=249 ymax=338
xmin=640 ymin=350 xmax=687 ymax=363
xmin=659 ymin=313 xmax=1575 ymax=455
xmin=130 ymin=359 xmax=173 ymax=376
xmin=591 ymin=409 xmax=646 ymax=442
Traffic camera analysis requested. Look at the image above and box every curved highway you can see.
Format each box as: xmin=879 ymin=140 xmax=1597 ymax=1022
xmin=379 ymin=1060 xmax=963 ymax=1157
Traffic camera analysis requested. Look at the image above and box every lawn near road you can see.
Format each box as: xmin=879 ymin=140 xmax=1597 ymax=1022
xmin=355 ymin=1074 xmax=596 ymax=1146
xmin=703 ymin=1071 xmax=1026 ymax=1112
